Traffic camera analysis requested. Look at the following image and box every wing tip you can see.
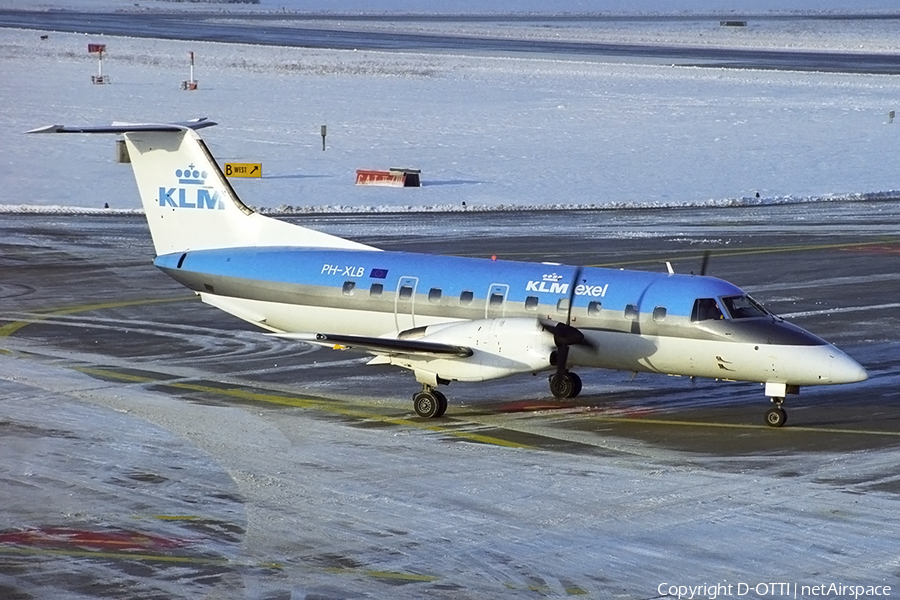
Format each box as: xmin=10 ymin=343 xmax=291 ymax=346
xmin=25 ymin=124 xmax=65 ymax=134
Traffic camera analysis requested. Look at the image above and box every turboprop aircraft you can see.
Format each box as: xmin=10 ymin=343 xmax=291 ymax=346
xmin=28 ymin=118 xmax=868 ymax=426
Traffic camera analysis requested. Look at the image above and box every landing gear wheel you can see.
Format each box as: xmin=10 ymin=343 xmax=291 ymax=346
xmin=549 ymin=372 xmax=582 ymax=399
xmin=570 ymin=372 xmax=583 ymax=397
xmin=764 ymin=407 xmax=787 ymax=428
xmin=433 ymin=390 xmax=448 ymax=418
xmin=413 ymin=390 xmax=446 ymax=418
xmin=413 ymin=391 xmax=439 ymax=418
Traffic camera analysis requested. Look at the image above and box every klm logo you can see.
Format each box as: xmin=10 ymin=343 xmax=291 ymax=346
xmin=158 ymin=164 xmax=224 ymax=209
xmin=525 ymin=275 xmax=609 ymax=297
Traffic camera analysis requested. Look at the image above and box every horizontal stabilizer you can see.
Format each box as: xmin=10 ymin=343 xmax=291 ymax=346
xmin=26 ymin=117 xmax=217 ymax=135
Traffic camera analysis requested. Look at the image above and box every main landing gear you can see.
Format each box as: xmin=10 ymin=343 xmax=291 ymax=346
xmin=764 ymin=397 xmax=787 ymax=427
xmin=413 ymin=386 xmax=448 ymax=418
xmin=549 ymin=371 xmax=582 ymax=399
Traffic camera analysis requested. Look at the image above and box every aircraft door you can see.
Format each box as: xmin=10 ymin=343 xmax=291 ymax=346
xmin=395 ymin=276 xmax=419 ymax=331
xmin=485 ymin=283 xmax=509 ymax=319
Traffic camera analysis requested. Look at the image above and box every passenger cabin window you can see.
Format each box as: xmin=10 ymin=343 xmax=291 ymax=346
xmin=524 ymin=296 xmax=539 ymax=311
xmin=399 ymin=285 xmax=413 ymax=300
xmin=652 ymin=306 xmax=667 ymax=322
xmin=624 ymin=304 xmax=639 ymax=320
xmin=489 ymin=293 xmax=504 ymax=308
xmin=370 ymin=283 xmax=383 ymax=297
xmin=588 ymin=301 xmax=601 ymax=316
xmin=459 ymin=290 xmax=474 ymax=305
xmin=691 ymin=298 xmax=724 ymax=322
xmin=342 ymin=281 xmax=356 ymax=296
xmin=428 ymin=288 xmax=442 ymax=303
xmin=556 ymin=298 xmax=570 ymax=313
xmin=721 ymin=295 xmax=769 ymax=319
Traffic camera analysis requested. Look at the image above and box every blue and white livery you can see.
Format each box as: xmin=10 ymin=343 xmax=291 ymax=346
xmin=29 ymin=119 xmax=867 ymax=426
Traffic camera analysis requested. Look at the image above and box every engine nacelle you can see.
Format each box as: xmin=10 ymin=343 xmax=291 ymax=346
xmin=388 ymin=318 xmax=557 ymax=384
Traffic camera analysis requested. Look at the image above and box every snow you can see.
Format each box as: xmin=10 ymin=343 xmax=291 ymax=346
xmin=3 ymin=351 xmax=900 ymax=598
xmin=4 ymin=25 xmax=900 ymax=213
xmin=3 ymin=10 xmax=900 ymax=597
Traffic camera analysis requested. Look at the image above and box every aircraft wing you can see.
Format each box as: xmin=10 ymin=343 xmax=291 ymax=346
xmin=273 ymin=332 xmax=474 ymax=358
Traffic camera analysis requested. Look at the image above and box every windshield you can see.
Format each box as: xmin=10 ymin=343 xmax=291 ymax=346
xmin=721 ymin=295 xmax=770 ymax=319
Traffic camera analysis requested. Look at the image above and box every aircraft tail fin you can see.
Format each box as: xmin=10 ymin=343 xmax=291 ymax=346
xmin=27 ymin=118 xmax=374 ymax=256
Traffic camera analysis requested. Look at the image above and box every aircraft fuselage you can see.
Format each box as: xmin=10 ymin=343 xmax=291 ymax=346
xmin=155 ymin=246 xmax=866 ymax=387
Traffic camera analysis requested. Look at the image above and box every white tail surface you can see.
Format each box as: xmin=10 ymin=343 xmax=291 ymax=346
xmin=27 ymin=119 xmax=375 ymax=256
xmin=125 ymin=128 xmax=374 ymax=255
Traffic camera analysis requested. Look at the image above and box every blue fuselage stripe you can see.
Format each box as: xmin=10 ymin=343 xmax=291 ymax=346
xmin=155 ymin=247 xmax=743 ymax=317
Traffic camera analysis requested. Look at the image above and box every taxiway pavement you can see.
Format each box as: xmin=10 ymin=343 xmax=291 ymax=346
xmin=3 ymin=10 xmax=900 ymax=73
xmin=1 ymin=205 xmax=898 ymax=598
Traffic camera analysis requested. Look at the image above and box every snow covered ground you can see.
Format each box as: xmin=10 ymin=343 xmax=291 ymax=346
xmin=3 ymin=16 xmax=900 ymax=213
xmin=3 ymin=9 xmax=900 ymax=598
xmin=3 ymin=350 xmax=900 ymax=599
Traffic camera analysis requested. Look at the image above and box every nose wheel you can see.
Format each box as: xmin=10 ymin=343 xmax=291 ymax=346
xmin=413 ymin=387 xmax=448 ymax=418
xmin=764 ymin=398 xmax=787 ymax=427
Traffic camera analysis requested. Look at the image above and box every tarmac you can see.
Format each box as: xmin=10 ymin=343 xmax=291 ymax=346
xmin=1 ymin=204 xmax=899 ymax=598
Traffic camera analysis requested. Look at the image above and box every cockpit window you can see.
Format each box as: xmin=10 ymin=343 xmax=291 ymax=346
xmin=691 ymin=298 xmax=724 ymax=322
xmin=721 ymin=295 xmax=769 ymax=319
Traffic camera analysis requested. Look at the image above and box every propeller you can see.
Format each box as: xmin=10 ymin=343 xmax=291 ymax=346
xmin=542 ymin=266 xmax=589 ymax=381
xmin=564 ymin=265 xmax=581 ymax=327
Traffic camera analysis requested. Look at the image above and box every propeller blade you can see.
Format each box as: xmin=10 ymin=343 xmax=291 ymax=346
xmin=566 ymin=266 xmax=582 ymax=326
xmin=699 ymin=251 xmax=711 ymax=276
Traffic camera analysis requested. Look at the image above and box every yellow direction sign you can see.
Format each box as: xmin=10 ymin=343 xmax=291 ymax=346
xmin=224 ymin=163 xmax=262 ymax=178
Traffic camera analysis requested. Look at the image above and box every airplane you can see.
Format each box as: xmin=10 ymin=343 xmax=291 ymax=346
xmin=28 ymin=118 xmax=868 ymax=427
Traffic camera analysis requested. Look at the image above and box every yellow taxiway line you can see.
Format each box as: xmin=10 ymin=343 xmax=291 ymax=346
xmin=587 ymin=415 xmax=900 ymax=437
xmin=0 ymin=296 xmax=196 ymax=338
xmin=74 ymin=367 xmax=535 ymax=450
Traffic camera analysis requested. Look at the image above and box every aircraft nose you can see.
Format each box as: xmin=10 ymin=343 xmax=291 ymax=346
xmin=830 ymin=349 xmax=868 ymax=384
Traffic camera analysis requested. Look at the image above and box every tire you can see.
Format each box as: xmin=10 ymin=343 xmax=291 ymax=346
xmin=434 ymin=390 xmax=448 ymax=418
xmin=764 ymin=407 xmax=787 ymax=428
xmin=570 ymin=372 xmax=583 ymax=398
xmin=549 ymin=373 xmax=576 ymax=399
xmin=413 ymin=391 xmax=439 ymax=418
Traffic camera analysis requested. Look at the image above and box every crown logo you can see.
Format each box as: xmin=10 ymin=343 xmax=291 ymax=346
xmin=542 ymin=273 xmax=563 ymax=282
xmin=175 ymin=164 xmax=207 ymax=185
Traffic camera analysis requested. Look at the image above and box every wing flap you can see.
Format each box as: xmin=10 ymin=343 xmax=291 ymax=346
xmin=274 ymin=332 xmax=473 ymax=358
